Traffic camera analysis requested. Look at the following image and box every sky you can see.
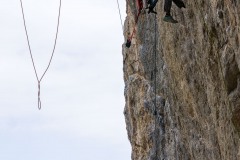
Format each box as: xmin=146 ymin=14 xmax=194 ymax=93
xmin=0 ymin=0 xmax=131 ymax=160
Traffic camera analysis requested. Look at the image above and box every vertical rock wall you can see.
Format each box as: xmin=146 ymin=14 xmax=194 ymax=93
xmin=123 ymin=0 xmax=240 ymax=159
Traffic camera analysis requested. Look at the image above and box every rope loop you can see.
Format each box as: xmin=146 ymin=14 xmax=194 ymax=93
xmin=20 ymin=0 xmax=61 ymax=110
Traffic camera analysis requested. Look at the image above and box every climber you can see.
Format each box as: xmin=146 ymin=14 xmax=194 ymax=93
xmin=163 ymin=0 xmax=186 ymax=23
xmin=146 ymin=0 xmax=158 ymax=14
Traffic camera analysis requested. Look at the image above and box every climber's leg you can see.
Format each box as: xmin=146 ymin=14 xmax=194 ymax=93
xmin=163 ymin=0 xmax=178 ymax=23
xmin=164 ymin=0 xmax=172 ymax=16
xmin=173 ymin=0 xmax=186 ymax=9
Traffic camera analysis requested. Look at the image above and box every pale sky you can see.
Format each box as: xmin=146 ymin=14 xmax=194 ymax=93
xmin=0 ymin=0 xmax=131 ymax=160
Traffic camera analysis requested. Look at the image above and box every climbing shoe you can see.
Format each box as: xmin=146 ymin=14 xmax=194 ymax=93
xmin=163 ymin=15 xmax=178 ymax=23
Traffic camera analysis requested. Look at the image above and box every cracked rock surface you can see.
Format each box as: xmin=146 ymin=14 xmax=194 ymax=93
xmin=123 ymin=0 xmax=240 ymax=159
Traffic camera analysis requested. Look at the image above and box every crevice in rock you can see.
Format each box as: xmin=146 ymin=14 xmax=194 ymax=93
xmin=223 ymin=51 xmax=240 ymax=94
xmin=232 ymin=107 xmax=240 ymax=136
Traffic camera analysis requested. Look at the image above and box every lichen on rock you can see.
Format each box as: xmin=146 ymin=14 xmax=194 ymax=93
xmin=123 ymin=0 xmax=240 ymax=159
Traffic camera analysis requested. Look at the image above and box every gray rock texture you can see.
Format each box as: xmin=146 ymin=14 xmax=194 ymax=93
xmin=123 ymin=0 xmax=240 ymax=159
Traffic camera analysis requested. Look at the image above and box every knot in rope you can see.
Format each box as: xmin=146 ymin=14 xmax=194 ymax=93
xmin=38 ymin=81 xmax=41 ymax=110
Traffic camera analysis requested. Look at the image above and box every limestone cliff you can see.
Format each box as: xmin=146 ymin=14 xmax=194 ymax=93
xmin=123 ymin=0 xmax=240 ymax=159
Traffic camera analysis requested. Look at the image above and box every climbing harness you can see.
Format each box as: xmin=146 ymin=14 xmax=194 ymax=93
xmin=20 ymin=0 xmax=62 ymax=110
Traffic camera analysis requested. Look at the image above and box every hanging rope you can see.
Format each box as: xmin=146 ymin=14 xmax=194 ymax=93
xmin=153 ymin=13 xmax=158 ymax=159
xmin=154 ymin=16 xmax=157 ymax=116
xmin=20 ymin=0 xmax=62 ymax=110
xmin=116 ymin=0 xmax=124 ymax=31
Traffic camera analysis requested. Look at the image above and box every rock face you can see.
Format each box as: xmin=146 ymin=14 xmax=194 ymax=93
xmin=123 ymin=0 xmax=240 ymax=159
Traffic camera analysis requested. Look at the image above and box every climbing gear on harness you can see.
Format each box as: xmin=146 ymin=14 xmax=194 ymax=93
xmin=20 ymin=0 xmax=62 ymax=110
xmin=163 ymin=15 xmax=178 ymax=23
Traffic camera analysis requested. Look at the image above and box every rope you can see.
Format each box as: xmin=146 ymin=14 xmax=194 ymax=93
xmin=153 ymin=12 xmax=158 ymax=159
xmin=116 ymin=0 xmax=124 ymax=31
xmin=20 ymin=0 xmax=62 ymax=110
xmin=154 ymin=16 xmax=157 ymax=117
